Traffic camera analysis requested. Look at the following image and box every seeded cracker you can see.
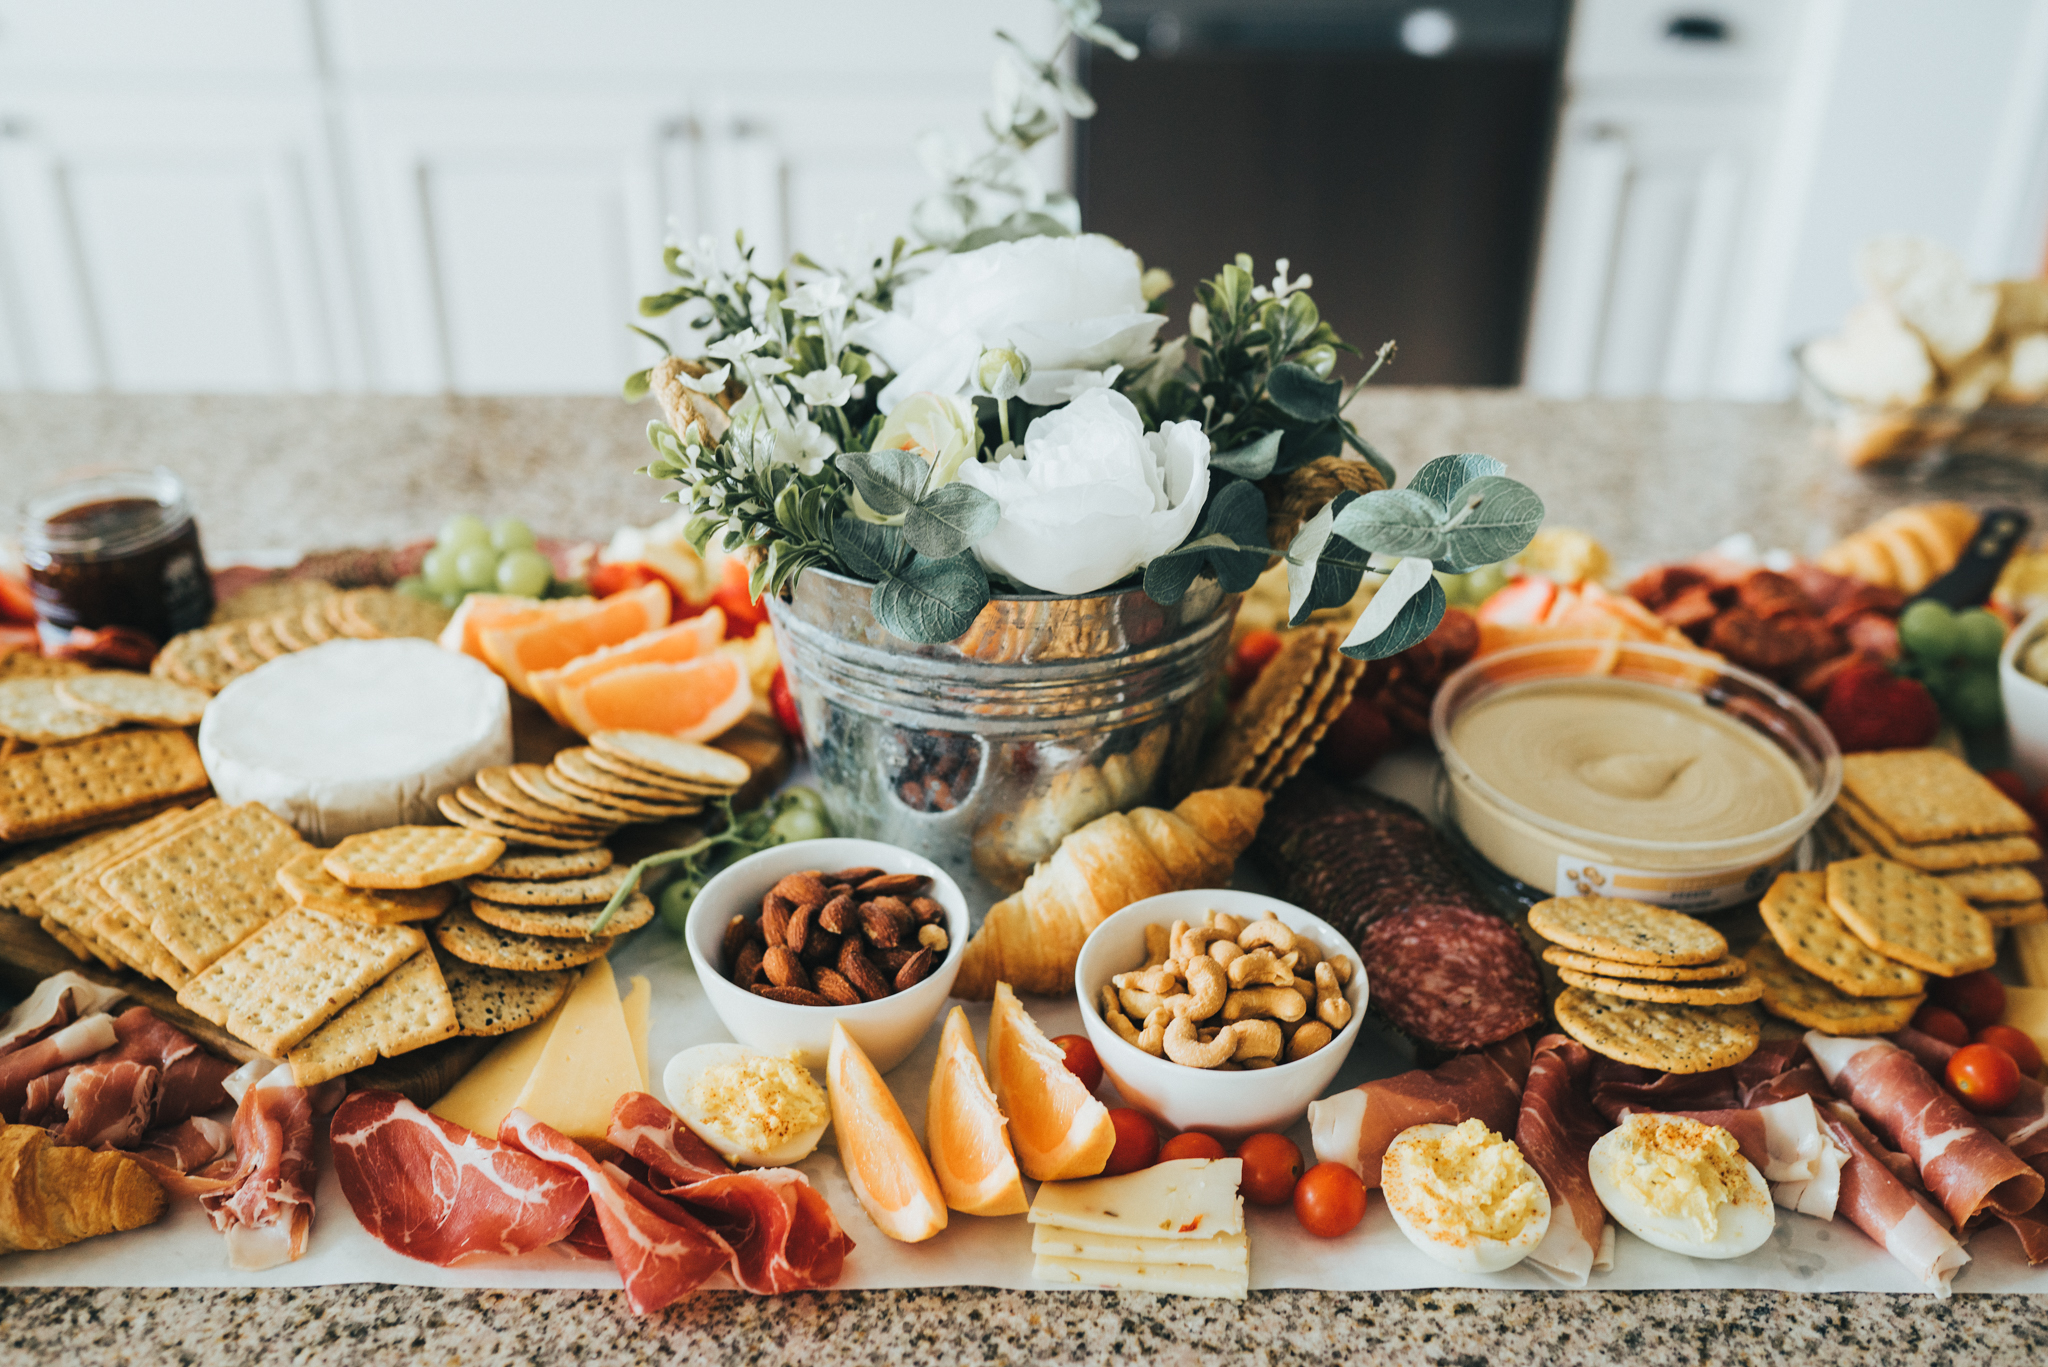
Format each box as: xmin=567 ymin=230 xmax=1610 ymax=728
xmin=1759 ymin=869 xmax=1928 ymax=997
xmin=153 ymin=630 xmax=240 ymax=693
xmin=1247 ymin=633 xmax=1342 ymax=791
xmin=469 ymin=891 xmax=654 ymax=939
xmin=1553 ymin=986 xmax=1760 ymax=1073
xmin=462 ymin=867 xmax=633 ymax=906
xmin=477 ymin=845 xmax=613 ymax=882
xmin=1841 ymin=748 xmax=2035 ymax=843
xmin=1834 ymin=794 xmax=2042 ymax=870
xmin=434 ymin=795 xmax=598 ymax=850
xmin=1554 ymin=965 xmax=1763 ymax=1006
xmin=579 ymin=748 xmax=724 ymax=795
xmin=474 ymin=767 xmax=620 ymax=831
xmin=589 ymin=731 xmax=751 ymax=788
xmin=277 ymin=848 xmax=452 ymax=924
xmin=212 ymin=576 xmax=339 ymax=624
xmin=286 ymin=949 xmax=459 ymax=1086
xmin=1197 ymin=628 xmax=1330 ymax=788
xmin=103 ymin=802 xmax=309 ymax=973
xmin=1263 ymin=654 xmax=1367 ymax=794
xmin=1540 ymin=944 xmax=1749 ymax=983
xmin=0 ymin=678 xmax=114 ymax=744
xmin=553 ymin=748 xmax=707 ymax=803
xmin=324 ymin=825 xmax=505 ymax=890
xmin=1825 ymin=855 xmax=1996 ymax=977
xmin=1746 ymin=936 xmax=1925 ymax=1035
xmin=0 ymin=729 xmax=210 ymax=842
xmin=439 ymin=955 xmax=574 ymax=1035
xmin=1527 ymin=895 xmax=1727 ymax=966
xmin=213 ymin=622 xmax=267 ymax=674
xmin=56 ymin=674 xmax=211 ymax=727
xmin=178 ymin=906 xmax=427 ymax=1056
xmin=432 ymin=901 xmax=615 ymax=971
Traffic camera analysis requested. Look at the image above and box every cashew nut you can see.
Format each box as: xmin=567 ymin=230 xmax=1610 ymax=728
xmin=1290 ymin=937 xmax=1323 ymax=972
xmin=1237 ymin=918 xmax=1298 ymax=956
xmin=1222 ymin=986 xmax=1306 ymax=1024
xmin=1227 ymin=948 xmax=1299 ymax=989
xmin=1208 ymin=911 xmax=1246 ymax=940
xmin=1171 ymin=918 xmax=1236 ymax=964
xmin=1324 ymin=954 xmax=1355 ymax=985
xmin=1230 ymin=1017 xmax=1283 ymax=1061
xmin=1164 ymin=1014 xmax=1242 ymax=1067
xmin=1240 ymin=1056 xmax=1277 ymax=1070
xmin=1142 ymin=923 xmax=1173 ymax=969
xmin=1205 ymin=939 xmax=1244 ymax=969
xmin=1180 ymin=954 xmax=1228 ymax=1020
xmin=1118 ymin=965 xmax=1180 ymax=996
xmin=1119 ymin=984 xmax=1187 ymax=1018
xmin=1287 ymin=1020 xmax=1334 ymax=1060
xmin=1314 ymin=960 xmax=1353 ymax=1031
xmin=1100 ymin=987 xmax=1170 ymax=1056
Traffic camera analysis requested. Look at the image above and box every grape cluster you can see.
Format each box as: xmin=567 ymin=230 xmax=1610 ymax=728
xmin=1896 ymin=600 xmax=2006 ymax=731
xmin=398 ymin=515 xmax=554 ymax=608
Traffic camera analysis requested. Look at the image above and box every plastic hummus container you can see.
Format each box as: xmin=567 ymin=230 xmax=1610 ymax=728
xmin=1430 ymin=640 xmax=1841 ymax=913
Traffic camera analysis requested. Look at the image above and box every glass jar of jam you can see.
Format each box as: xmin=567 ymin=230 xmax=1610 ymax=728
xmin=21 ymin=467 xmax=214 ymax=647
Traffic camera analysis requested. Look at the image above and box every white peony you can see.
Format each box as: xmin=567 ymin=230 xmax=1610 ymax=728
xmin=856 ymin=235 xmax=1167 ymax=412
xmin=958 ymin=388 xmax=1209 ymax=596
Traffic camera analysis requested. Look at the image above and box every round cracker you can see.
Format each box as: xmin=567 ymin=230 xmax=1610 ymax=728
xmin=482 ymin=846 xmax=614 ymax=881
xmin=1540 ymin=945 xmax=1748 ymax=982
xmin=212 ymin=576 xmax=339 ymax=624
xmin=1555 ymin=966 xmax=1763 ymax=1005
xmin=300 ymin=599 xmax=339 ymax=645
xmin=469 ymin=891 xmax=653 ymax=939
xmin=435 ymin=794 xmax=598 ymax=850
xmin=56 ymin=673 xmax=212 ymax=727
xmin=544 ymin=765 xmax=702 ymax=819
xmin=432 ymin=901 xmax=614 ymax=970
xmin=243 ymin=617 xmax=288 ymax=662
xmin=212 ymin=622 xmax=268 ymax=673
xmin=1528 ymin=895 xmax=1727 ymax=966
xmin=341 ymin=587 xmax=453 ymax=641
xmin=507 ymin=763 xmax=649 ymax=824
xmin=589 ymin=731 xmax=751 ymax=788
xmin=326 ymin=824 xmax=506 ymax=889
xmin=439 ymin=954 xmax=576 ymax=1035
xmin=579 ymin=747 xmax=723 ymax=795
xmin=1553 ymin=986 xmax=1760 ymax=1074
xmin=454 ymin=784 xmax=610 ymax=839
xmin=476 ymin=766 xmax=619 ymax=831
xmin=554 ymin=747 xmax=711 ymax=802
xmin=267 ymin=607 xmax=315 ymax=654
xmin=1195 ymin=628 xmax=1329 ymax=787
xmin=0 ymin=678 xmax=117 ymax=743
xmin=462 ymin=867 xmax=633 ymax=906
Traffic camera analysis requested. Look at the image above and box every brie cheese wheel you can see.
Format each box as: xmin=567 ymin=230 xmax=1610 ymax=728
xmin=199 ymin=638 xmax=512 ymax=841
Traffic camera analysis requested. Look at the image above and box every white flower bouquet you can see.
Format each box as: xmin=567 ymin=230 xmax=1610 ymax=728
xmin=628 ymin=0 xmax=1544 ymax=659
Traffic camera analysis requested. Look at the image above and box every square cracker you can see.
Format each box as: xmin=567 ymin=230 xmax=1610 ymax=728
xmin=1938 ymin=863 xmax=2042 ymax=905
xmin=0 ymin=729 xmax=210 ymax=842
xmin=323 ymin=825 xmax=505 ymax=890
xmin=102 ymin=802 xmax=309 ymax=973
xmin=34 ymin=805 xmax=201 ymax=944
xmin=89 ymin=899 xmax=190 ymax=988
xmin=1825 ymin=854 xmax=1996 ymax=977
xmin=1983 ymin=900 xmax=2048 ymax=929
xmin=1833 ymin=795 xmax=2040 ymax=871
xmin=277 ymin=847 xmax=452 ymax=925
xmin=1746 ymin=936 xmax=1924 ymax=1035
xmin=177 ymin=906 xmax=426 ymax=1056
xmin=1842 ymin=749 xmax=2035 ymax=843
xmin=286 ymin=949 xmax=459 ymax=1087
xmin=1759 ymin=869 xmax=1927 ymax=998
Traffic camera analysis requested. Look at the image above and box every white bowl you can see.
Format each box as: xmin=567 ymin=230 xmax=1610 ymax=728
xmin=1073 ymin=889 xmax=1368 ymax=1140
xmin=684 ymin=837 xmax=968 ymax=1073
xmin=2002 ymin=604 xmax=2048 ymax=791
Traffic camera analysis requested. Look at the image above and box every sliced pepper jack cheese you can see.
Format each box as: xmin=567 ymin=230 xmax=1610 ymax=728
xmin=1030 ymin=1222 xmax=1248 ymax=1270
xmin=1026 ymin=1158 xmax=1244 ymax=1238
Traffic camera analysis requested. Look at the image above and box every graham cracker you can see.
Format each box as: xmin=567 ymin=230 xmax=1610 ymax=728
xmin=0 ymin=730 xmax=210 ymax=842
xmin=1759 ymin=869 xmax=1927 ymax=998
xmin=1553 ymin=987 xmax=1759 ymax=1073
xmin=176 ymin=906 xmax=426 ymax=1056
xmin=323 ymin=826 xmax=505 ymax=890
xmin=1840 ymin=749 xmax=2035 ymax=843
xmin=1825 ymin=855 xmax=1997 ymax=977
xmin=1528 ymin=895 xmax=1727 ymax=966
xmin=277 ymin=848 xmax=452 ymax=925
xmin=286 ymin=949 xmax=458 ymax=1086
xmin=1834 ymin=795 xmax=2040 ymax=871
xmin=102 ymin=801 xmax=308 ymax=973
xmin=1746 ymin=936 xmax=1925 ymax=1035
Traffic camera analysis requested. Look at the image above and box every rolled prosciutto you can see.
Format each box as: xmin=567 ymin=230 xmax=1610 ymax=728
xmin=1514 ymin=1034 xmax=1611 ymax=1286
xmin=1805 ymin=1033 xmax=2044 ymax=1230
xmin=1309 ymin=1035 xmax=1530 ymax=1186
xmin=1891 ymin=1026 xmax=2048 ymax=1176
xmin=200 ymin=1063 xmax=320 ymax=1270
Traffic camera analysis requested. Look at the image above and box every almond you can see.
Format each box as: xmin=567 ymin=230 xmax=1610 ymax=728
xmin=857 ymin=872 xmax=929 ymax=897
xmin=721 ymin=914 xmax=756 ymax=965
xmin=838 ymin=941 xmax=892 ymax=1001
xmin=860 ymin=898 xmax=911 ymax=949
xmin=785 ymin=899 xmax=817 ymax=957
xmin=817 ymin=892 xmax=857 ymax=936
xmin=799 ymin=929 xmax=840 ymax=966
xmin=770 ymin=871 xmax=829 ymax=911
xmin=752 ymin=983 xmax=829 ymax=1007
xmin=893 ymin=946 xmax=937 ymax=992
xmin=813 ymin=967 xmax=862 ymax=1007
xmin=760 ymin=896 xmax=791 ymax=948
xmin=877 ymin=946 xmax=917 ymax=974
xmin=762 ymin=944 xmax=811 ymax=992
xmin=731 ymin=940 xmax=765 ymax=987
xmin=909 ymin=896 xmax=947 ymax=926
xmin=824 ymin=866 xmax=883 ymax=887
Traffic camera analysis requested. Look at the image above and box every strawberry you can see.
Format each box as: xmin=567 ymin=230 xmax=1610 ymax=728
xmin=1821 ymin=662 xmax=1940 ymax=752
xmin=1984 ymin=768 xmax=2032 ymax=810
xmin=769 ymin=666 xmax=804 ymax=751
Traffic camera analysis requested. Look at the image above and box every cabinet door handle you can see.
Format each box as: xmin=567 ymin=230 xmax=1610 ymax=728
xmin=1665 ymin=14 xmax=1731 ymax=43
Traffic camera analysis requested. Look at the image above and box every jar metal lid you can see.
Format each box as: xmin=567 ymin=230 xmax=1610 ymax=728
xmin=19 ymin=466 xmax=194 ymax=564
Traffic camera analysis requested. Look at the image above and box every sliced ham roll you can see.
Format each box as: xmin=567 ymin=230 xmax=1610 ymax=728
xmin=1309 ymin=1035 xmax=1531 ymax=1186
xmin=1515 ymin=1034 xmax=1611 ymax=1286
xmin=0 ymin=1012 xmax=116 ymax=1120
xmin=21 ymin=1006 xmax=234 ymax=1135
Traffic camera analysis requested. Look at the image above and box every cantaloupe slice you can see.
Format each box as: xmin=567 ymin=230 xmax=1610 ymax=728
xmin=553 ymin=651 xmax=751 ymax=742
xmin=527 ymin=609 xmax=727 ymax=725
xmin=439 ymin=592 xmax=598 ymax=660
xmin=827 ymin=1021 xmax=948 ymax=1243
xmin=477 ymin=580 xmax=670 ymax=698
xmin=987 ymin=982 xmax=1114 ymax=1182
xmin=926 ymin=1006 xmax=1027 ymax=1216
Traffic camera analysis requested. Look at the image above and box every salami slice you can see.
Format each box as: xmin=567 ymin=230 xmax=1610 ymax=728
xmin=1362 ymin=902 xmax=1542 ymax=1050
xmin=1257 ymin=779 xmax=1468 ymax=934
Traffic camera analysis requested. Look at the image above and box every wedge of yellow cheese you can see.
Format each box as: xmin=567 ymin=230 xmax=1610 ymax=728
xmin=430 ymin=985 xmax=574 ymax=1138
xmin=508 ymin=955 xmax=640 ymax=1146
xmin=2003 ymin=983 xmax=2048 ymax=1062
xmin=622 ymin=973 xmax=651 ymax=1091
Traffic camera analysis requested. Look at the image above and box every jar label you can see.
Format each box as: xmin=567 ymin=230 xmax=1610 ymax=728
xmin=1554 ymin=853 xmax=1791 ymax=912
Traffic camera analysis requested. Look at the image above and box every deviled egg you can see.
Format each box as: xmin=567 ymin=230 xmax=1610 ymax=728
xmin=1380 ymin=1119 xmax=1552 ymax=1273
xmin=662 ymin=1042 xmax=830 ymax=1167
xmin=1588 ymin=1112 xmax=1774 ymax=1259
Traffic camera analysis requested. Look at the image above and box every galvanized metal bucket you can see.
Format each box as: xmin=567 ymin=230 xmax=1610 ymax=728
xmin=768 ymin=568 xmax=1237 ymax=913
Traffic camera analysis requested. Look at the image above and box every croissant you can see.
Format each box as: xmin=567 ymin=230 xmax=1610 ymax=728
xmin=953 ymin=787 xmax=1266 ymax=999
xmin=0 ymin=1124 xmax=166 ymax=1252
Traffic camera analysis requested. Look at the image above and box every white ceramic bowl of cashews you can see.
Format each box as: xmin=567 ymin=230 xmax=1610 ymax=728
xmin=1073 ymin=889 xmax=1368 ymax=1140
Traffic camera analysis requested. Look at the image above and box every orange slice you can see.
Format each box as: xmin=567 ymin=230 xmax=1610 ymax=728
xmin=827 ymin=1021 xmax=948 ymax=1243
xmin=987 ymin=981 xmax=1114 ymax=1182
xmin=477 ymin=580 xmax=670 ymax=697
xmin=439 ymin=592 xmax=598 ymax=660
xmin=528 ymin=609 xmax=727 ymax=725
xmin=553 ymin=651 xmax=751 ymax=742
xmin=926 ymin=1006 xmax=1027 ymax=1216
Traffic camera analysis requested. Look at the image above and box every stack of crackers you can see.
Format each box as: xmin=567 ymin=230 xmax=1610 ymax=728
xmin=1197 ymin=626 xmax=1366 ymax=795
xmin=1751 ymin=854 xmax=1996 ymax=1035
xmin=440 ymin=733 xmax=750 ymax=849
xmin=431 ymin=847 xmax=647 ymax=996
xmin=0 ymin=670 xmax=211 ymax=761
xmin=152 ymin=582 xmax=452 ymax=695
xmin=1533 ymin=895 xmax=1764 ymax=1075
xmin=0 ymin=728 xmax=212 ymax=846
xmin=1824 ymin=749 xmax=2046 ymax=930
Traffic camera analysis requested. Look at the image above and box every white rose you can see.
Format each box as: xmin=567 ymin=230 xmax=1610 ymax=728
xmin=856 ymin=235 xmax=1167 ymax=413
xmin=850 ymin=392 xmax=981 ymax=524
xmin=957 ymin=388 xmax=1209 ymax=596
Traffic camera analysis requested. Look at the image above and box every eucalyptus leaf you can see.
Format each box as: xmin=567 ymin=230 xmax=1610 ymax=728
xmin=903 ymin=482 xmax=1000 ymax=559
xmin=1407 ymin=453 xmax=1504 ymax=508
xmin=622 ymin=368 xmax=652 ymax=401
xmin=1142 ymin=548 xmax=1204 ymax=606
xmin=954 ymin=210 xmax=1075 ymax=252
xmin=837 ymin=449 xmax=927 ymax=517
xmin=1210 ymin=429 xmax=1283 ymax=480
xmin=1330 ymin=487 xmax=1452 ymax=559
xmin=871 ymin=554 xmax=989 ymax=644
xmin=1267 ymin=362 xmax=1343 ymax=423
xmin=1144 ymin=481 xmax=1272 ymax=603
xmin=626 ymin=323 xmax=673 ymax=357
xmin=1284 ymin=492 xmax=1370 ymax=624
xmin=1434 ymin=475 xmax=1546 ymax=569
xmin=1340 ymin=558 xmax=1447 ymax=661
xmin=832 ymin=516 xmax=904 ymax=582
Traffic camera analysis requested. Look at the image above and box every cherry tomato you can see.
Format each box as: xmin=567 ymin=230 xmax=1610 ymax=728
xmin=1227 ymin=629 xmax=1284 ymax=698
xmin=0 ymin=571 xmax=35 ymax=626
xmin=1930 ymin=970 xmax=2007 ymax=1032
xmin=1984 ymin=768 xmax=2032 ymax=810
xmin=1314 ymin=695 xmax=1397 ymax=781
xmin=1293 ymin=1161 xmax=1367 ymax=1238
xmin=1947 ymin=1041 xmax=2022 ymax=1113
xmin=1235 ymin=1132 xmax=1303 ymax=1207
xmin=1050 ymin=1034 xmax=1102 ymax=1093
xmin=1911 ymin=1005 xmax=1971 ymax=1049
xmin=1158 ymin=1132 xmax=1227 ymax=1163
xmin=1975 ymin=1024 xmax=2044 ymax=1078
xmin=768 ymin=667 xmax=804 ymax=748
xmin=1102 ymin=1108 xmax=1160 ymax=1175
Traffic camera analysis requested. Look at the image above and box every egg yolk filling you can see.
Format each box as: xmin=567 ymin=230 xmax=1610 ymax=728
xmin=1610 ymin=1113 xmax=1754 ymax=1239
xmin=689 ymin=1051 xmax=829 ymax=1156
xmin=1383 ymin=1119 xmax=1546 ymax=1247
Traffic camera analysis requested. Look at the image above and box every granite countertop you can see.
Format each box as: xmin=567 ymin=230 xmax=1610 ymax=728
xmin=2 ymin=390 xmax=2046 ymax=1366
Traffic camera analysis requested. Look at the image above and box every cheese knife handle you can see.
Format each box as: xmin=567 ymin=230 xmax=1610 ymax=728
xmin=1910 ymin=507 xmax=2029 ymax=609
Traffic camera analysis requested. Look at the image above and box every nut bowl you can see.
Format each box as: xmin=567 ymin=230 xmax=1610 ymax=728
xmin=1073 ymin=889 xmax=1367 ymax=1141
xmin=684 ymin=837 xmax=969 ymax=1072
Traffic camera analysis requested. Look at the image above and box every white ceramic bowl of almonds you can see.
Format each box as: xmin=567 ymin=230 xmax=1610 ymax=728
xmin=1073 ymin=889 xmax=1368 ymax=1140
xmin=685 ymin=837 xmax=968 ymax=1072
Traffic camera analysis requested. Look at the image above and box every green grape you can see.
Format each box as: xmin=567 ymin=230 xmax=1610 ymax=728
xmin=1898 ymin=599 xmax=1961 ymax=662
xmin=440 ymin=591 xmax=464 ymax=610
xmin=439 ymin=513 xmax=491 ymax=552
xmin=454 ymin=545 xmax=501 ymax=592
xmin=1949 ymin=669 xmax=2004 ymax=730
xmin=1954 ymin=608 xmax=2007 ymax=665
xmin=420 ymin=547 xmax=464 ymax=596
xmin=491 ymin=517 xmax=537 ymax=553
xmin=657 ymin=878 xmax=693 ymax=935
xmin=394 ymin=575 xmax=435 ymax=602
xmin=495 ymin=548 xmax=553 ymax=597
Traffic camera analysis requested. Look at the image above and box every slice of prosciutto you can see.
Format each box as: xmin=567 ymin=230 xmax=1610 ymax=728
xmin=1515 ymin=1034 xmax=1611 ymax=1286
xmin=1805 ymin=1033 xmax=2045 ymax=1230
xmin=0 ymin=972 xmax=124 ymax=1056
xmin=609 ymin=1092 xmax=853 ymax=1293
xmin=0 ymin=1012 xmax=117 ymax=1120
xmin=1309 ymin=1035 xmax=1531 ymax=1185
xmin=502 ymin=1110 xmax=732 ymax=1315
xmin=199 ymin=1062 xmax=319 ymax=1270
xmin=54 ymin=1059 xmax=160 ymax=1148
xmin=20 ymin=1006 xmax=234 ymax=1136
xmin=125 ymin=1116 xmax=237 ymax=1197
xmin=331 ymin=1090 xmax=586 ymax=1265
